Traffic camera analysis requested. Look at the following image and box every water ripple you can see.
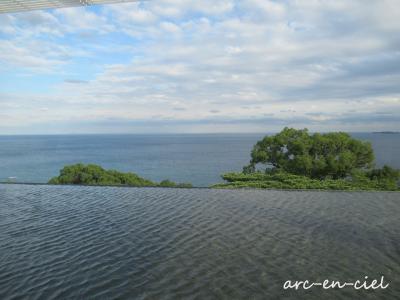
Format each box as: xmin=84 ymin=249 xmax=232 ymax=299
xmin=0 ymin=184 xmax=399 ymax=299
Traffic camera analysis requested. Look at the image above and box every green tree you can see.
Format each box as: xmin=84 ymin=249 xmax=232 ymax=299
xmin=366 ymin=165 xmax=400 ymax=181
xmin=48 ymin=163 xmax=192 ymax=188
xmin=48 ymin=163 xmax=156 ymax=186
xmin=244 ymin=127 xmax=374 ymax=179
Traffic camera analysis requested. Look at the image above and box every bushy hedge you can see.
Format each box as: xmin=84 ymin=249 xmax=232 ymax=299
xmin=48 ymin=164 xmax=192 ymax=188
xmin=213 ymin=171 xmax=399 ymax=191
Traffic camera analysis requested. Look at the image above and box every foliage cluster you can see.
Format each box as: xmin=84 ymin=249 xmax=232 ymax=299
xmin=220 ymin=128 xmax=399 ymax=191
xmin=214 ymin=171 xmax=399 ymax=191
xmin=48 ymin=164 xmax=192 ymax=188
xmin=245 ymin=127 xmax=374 ymax=179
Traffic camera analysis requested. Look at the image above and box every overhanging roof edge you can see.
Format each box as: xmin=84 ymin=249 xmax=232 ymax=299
xmin=0 ymin=0 xmax=142 ymax=14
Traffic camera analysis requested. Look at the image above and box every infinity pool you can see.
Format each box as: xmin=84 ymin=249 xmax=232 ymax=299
xmin=0 ymin=184 xmax=399 ymax=299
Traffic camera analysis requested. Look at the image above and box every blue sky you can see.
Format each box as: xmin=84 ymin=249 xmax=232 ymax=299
xmin=0 ymin=0 xmax=399 ymax=134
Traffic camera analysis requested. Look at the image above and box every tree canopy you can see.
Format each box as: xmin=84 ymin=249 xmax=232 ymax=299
xmin=48 ymin=163 xmax=192 ymax=188
xmin=214 ymin=128 xmax=399 ymax=191
xmin=245 ymin=127 xmax=375 ymax=179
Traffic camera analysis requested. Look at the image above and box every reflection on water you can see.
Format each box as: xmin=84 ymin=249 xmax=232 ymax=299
xmin=0 ymin=184 xmax=399 ymax=299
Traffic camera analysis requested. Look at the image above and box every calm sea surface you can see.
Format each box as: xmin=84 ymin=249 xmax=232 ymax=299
xmin=0 ymin=133 xmax=399 ymax=187
xmin=0 ymin=184 xmax=399 ymax=299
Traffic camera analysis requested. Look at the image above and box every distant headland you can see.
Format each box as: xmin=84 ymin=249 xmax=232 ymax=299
xmin=372 ymin=131 xmax=399 ymax=134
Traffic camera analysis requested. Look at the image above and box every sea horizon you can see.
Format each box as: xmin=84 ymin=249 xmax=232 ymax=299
xmin=1 ymin=132 xmax=399 ymax=187
xmin=0 ymin=130 xmax=399 ymax=136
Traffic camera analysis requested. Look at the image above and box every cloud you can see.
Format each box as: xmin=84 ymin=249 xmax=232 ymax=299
xmin=54 ymin=7 xmax=115 ymax=34
xmin=0 ymin=0 xmax=399 ymax=133
xmin=64 ymin=79 xmax=89 ymax=84
xmin=0 ymin=40 xmax=66 ymax=72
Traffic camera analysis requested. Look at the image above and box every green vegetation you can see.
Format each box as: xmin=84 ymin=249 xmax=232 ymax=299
xmin=218 ymin=128 xmax=400 ymax=191
xmin=48 ymin=164 xmax=192 ymax=188
xmin=48 ymin=128 xmax=399 ymax=192
xmin=213 ymin=170 xmax=399 ymax=191
xmin=244 ymin=127 xmax=374 ymax=179
xmin=159 ymin=179 xmax=193 ymax=188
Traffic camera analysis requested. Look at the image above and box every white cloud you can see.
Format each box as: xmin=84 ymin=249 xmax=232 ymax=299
xmin=0 ymin=0 xmax=399 ymax=133
xmin=0 ymin=40 xmax=66 ymax=72
xmin=54 ymin=7 xmax=115 ymax=33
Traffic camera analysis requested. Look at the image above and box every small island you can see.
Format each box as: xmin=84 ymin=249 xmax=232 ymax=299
xmin=215 ymin=128 xmax=400 ymax=191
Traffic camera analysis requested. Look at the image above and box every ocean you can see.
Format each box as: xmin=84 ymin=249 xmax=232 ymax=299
xmin=0 ymin=133 xmax=399 ymax=187
xmin=1 ymin=134 xmax=399 ymax=299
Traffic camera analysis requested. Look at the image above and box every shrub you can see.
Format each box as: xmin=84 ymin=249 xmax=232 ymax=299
xmin=49 ymin=164 xmax=193 ymax=188
xmin=214 ymin=171 xmax=399 ymax=191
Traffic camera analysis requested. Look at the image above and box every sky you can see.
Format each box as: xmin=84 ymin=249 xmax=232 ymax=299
xmin=0 ymin=0 xmax=399 ymax=134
